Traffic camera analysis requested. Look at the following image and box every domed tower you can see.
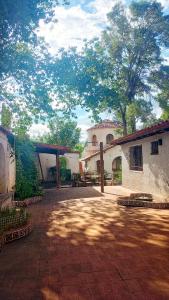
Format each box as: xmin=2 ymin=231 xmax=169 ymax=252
xmin=82 ymin=120 xmax=122 ymax=158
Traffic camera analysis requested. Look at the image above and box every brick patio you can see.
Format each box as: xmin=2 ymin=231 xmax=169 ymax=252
xmin=0 ymin=186 xmax=169 ymax=300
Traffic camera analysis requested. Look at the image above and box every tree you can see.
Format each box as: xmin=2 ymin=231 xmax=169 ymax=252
xmin=52 ymin=1 xmax=169 ymax=135
xmin=0 ymin=0 xmax=68 ymax=129
xmin=1 ymin=103 xmax=12 ymax=129
xmin=39 ymin=116 xmax=81 ymax=149
xmin=150 ymin=65 xmax=169 ymax=119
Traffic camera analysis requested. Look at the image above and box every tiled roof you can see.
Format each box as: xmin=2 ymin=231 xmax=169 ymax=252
xmin=87 ymin=120 xmax=122 ymax=131
xmin=82 ymin=120 xmax=169 ymax=161
xmin=113 ymin=120 xmax=169 ymax=145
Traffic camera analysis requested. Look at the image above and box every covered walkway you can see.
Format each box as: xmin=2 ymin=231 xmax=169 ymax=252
xmin=0 ymin=187 xmax=169 ymax=299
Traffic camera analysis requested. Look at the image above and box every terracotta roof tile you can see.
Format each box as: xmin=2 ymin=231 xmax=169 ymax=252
xmin=87 ymin=120 xmax=122 ymax=131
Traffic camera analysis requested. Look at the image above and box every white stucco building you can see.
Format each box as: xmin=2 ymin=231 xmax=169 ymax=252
xmin=82 ymin=120 xmax=169 ymax=199
xmin=82 ymin=119 xmax=122 ymax=158
xmin=0 ymin=126 xmax=16 ymax=208
xmin=36 ymin=147 xmax=80 ymax=183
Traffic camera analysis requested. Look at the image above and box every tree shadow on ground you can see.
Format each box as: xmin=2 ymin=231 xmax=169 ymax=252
xmin=0 ymin=187 xmax=169 ymax=300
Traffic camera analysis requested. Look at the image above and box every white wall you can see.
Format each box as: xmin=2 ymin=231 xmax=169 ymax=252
xmin=38 ymin=152 xmax=80 ymax=181
xmin=64 ymin=153 xmax=79 ymax=174
xmin=121 ymin=132 xmax=169 ymax=199
xmin=86 ymin=145 xmax=122 ymax=175
xmin=83 ymin=127 xmax=121 ymax=158
xmin=0 ymin=131 xmax=15 ymax=193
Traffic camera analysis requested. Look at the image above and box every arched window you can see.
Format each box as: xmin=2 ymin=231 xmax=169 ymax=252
xmin=112 ymin=156 xmax=122 ymax=171
xmin=92 ymin=135 xmax=97 ymax=146
xmin=106 ymin=134 xmax=114 ymax=145
xmin=112 ymin=156 xmax=122 ymax=185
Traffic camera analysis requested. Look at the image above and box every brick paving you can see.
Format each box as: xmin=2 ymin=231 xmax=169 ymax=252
xmin=0 ymin=186 xmax=169 ymax=300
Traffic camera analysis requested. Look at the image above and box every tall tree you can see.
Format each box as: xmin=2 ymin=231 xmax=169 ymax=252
xmin=52 ymin=1 xmax=169 ymax=135
xmin=38 ymin=116 xmax=81 ymax=149
xmin=0 ymin=0 xmax=68 ymax=127
xmin=150 ymin=65 xmax=169 ymax=119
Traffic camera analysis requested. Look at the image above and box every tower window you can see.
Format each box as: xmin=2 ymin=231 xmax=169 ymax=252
xmin=92 ymin=135 xmax=97 ymax=146
xmin=106 ymin=134 xmax=114 ymax=144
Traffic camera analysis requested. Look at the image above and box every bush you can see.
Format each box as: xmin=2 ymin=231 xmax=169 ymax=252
xmin=15 ymin=138 xmax=41 ymax=200
xmin=0 ymin=207 xmax=30 ymax=234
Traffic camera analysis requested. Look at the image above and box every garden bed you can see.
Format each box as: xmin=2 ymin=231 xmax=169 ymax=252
xmin=0 ymin=208 xmax=32 ymax=251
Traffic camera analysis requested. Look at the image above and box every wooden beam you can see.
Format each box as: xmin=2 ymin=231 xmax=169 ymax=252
xmin=37 ymin=153 xmax=44 ymax=182
xmin=100 ymin=142 xmax=104 ymax=193
xmin=56 ymin=153 xmax=60 ymax=188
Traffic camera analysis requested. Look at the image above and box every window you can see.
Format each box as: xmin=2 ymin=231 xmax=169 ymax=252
xmin=92 ymin=135 xmax=97 ymax=146
xmin=151 ymin=141 xmax=159 ymax=155
xmin=130 ymin=145 xmax=143 ymax=171
xmin=106 ymin=134 xmax=114 ymax=144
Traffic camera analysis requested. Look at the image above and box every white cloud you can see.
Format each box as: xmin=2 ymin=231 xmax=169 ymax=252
xmin=38 ymin=0 xmax=116 ymax=53
xmin=29 ymin=123 xmax=49 ymax=138
xmin=159 ymin=0 xmax=169 ymax=9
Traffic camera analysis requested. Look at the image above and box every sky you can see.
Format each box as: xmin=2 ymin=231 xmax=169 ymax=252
xmin=29 ymin=0 xmax=169 ymax=141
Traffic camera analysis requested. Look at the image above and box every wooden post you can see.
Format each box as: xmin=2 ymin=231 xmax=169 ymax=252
xmin=100 ymin=142 xmax=104 ymax=193
xmin=56 ymin=153 xmax=60 ymax=188
xmin=37 ymin=153 xmax=44 ymax=182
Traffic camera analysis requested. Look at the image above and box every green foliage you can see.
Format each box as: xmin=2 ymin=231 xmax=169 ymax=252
xmin=52 ymin=1 xmax=169 ymax=135
xmin=73 ymin=143 xmax=85 ymax=158
xmin=60 ymin=169 xmax=71 ymax=182
xmin=59 ymin=156 xmax=67 ymax=169
xmin=113 ymin=170 xmax=122 ymax=185
xmin=15 ymin=138 xmax=41 ymax=200
xmin=39 ymin=116 xmax=81 ymax=149
xmin=0 ymin=0 xmax=69 ymax=131
xmin=1 ymin=104 xmax=12 ymax=129
xmin=12 ymin=111 xmax=32 ymax=138
xmin=0 ymin=207 xmax=30 ymax=234
xmin=150 ymin=66 xmax=169 ymax=119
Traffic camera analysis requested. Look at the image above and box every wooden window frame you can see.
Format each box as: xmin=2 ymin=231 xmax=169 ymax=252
xmin=151 ymin=141 xmax=159 ymax=155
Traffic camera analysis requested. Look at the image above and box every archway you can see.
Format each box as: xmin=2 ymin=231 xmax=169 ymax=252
xmin=112 ymin=156 xmax=122 ymax=185
xmin=106 ymin=134 xmax=114 ymax=144
xmin=0 ymin=143 xmax=6 ymax=193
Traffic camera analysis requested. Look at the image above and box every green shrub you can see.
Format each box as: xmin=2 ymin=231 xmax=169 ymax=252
xmin=0 ymin=207 xmax=30 ymax=234
xmin=15 ymin=138 xmax=41 ymax=200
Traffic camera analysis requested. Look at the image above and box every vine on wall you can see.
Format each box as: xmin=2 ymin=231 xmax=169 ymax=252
xmin=15 ymin=138 xmax=41 ymax=200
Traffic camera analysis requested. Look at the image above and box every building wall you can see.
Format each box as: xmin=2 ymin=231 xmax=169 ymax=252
xmin=64 ymin=153 xmax=80 ymax=174
xmin=0 ymin=131 xmax=15 ymax=193
xmin=86 ymin=145 xmax=122 ymax=176
xmin=38 ymin=152 xmax=80 ymax=181
xmin=8 ymin=144 xmax=16 ymax=192
xmin=121 ymin=132 xmax=169 ymax=199
xmin=85 ymin=131 xmax=169 ymax=198
xmin=83 ymin=127 xmax=121 ymax=157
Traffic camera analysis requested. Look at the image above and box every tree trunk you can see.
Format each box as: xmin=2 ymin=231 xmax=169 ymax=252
xmin=121 ymin=110 xmax=128 ymax=136
xmin=130 ymin=116 xmax=136 ymax=133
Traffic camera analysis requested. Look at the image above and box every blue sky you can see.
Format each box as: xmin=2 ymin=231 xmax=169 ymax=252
xmin=30 ymin=0 xmax=169 ymax=141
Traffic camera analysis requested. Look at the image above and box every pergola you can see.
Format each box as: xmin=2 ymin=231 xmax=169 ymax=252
xmin=35 ymin=143 xmax=70 ymax=188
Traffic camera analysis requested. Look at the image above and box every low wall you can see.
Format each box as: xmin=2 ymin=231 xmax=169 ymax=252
xmin=13 ymin=196 xmax=42 ymax=207
xmin=0 ymin=221 xmax=32 ymax=251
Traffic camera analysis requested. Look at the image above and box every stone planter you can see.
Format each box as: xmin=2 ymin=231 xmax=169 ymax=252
xmin=0 ymin=221 xmax=32 ymax=250
xmin=4 ymin=221 xmax=32 ymax=243
xmin=13 ymin=195 xmax=42 ymax=207
xmin=117 ymin=198 xmax=169 ymax=209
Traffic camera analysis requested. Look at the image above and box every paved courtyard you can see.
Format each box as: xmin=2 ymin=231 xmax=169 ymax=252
xmin=1 ymin=186 xmax=169 ymax=300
